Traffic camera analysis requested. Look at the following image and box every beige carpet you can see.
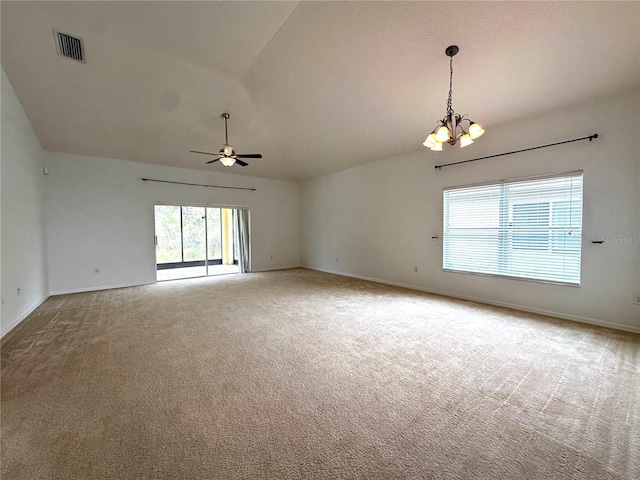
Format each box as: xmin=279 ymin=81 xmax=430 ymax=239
xmin=2 ymin=268 xmax=639 ymax=479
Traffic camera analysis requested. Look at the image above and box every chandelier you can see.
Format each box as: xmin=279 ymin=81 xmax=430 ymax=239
xmin=424 ymin=45 xmax=484 ymax=151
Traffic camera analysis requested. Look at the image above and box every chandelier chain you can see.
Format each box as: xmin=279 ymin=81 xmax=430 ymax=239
xmin=446 ymin=56 xmax=454 ymax=117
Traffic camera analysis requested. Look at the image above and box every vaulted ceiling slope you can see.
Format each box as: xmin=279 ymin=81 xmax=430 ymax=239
xmin=2 ymin=1 xmax=639 ymax=181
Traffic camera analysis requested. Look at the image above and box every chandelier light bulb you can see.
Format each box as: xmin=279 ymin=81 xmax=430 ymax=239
xmin=460 ymin=133 xmax=474 ymax=148
xmin=423 ymin=133 xmax=437 ymax=148
xmin=220 ymin=157 xmax=236 ymax=167
xmin=430 ymin=142 xmax=443 ymax=152
xmin=468 ymin=122 xmax=485 ymax=139
xmin=435 ymin=125 xmax=450 ymax=142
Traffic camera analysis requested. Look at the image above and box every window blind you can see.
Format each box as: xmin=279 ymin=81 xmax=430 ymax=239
xmin=443 ymin=172 xmax=583 ymax=285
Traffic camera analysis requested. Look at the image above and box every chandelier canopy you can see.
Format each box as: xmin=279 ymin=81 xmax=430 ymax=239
xmin=424 ymin=45 xmax=484 ymax=151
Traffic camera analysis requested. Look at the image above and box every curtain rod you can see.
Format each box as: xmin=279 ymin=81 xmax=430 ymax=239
xmin=434 ymin=133 xmax=599 ymax=170
xmin=141 ymin=178 xmax=256 ymax=191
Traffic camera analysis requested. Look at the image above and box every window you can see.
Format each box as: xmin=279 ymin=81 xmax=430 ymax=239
xmin=512 ymin=202 xmax=550 ymax=251
xmin=443 ymin=172 xmax=583 ymax=285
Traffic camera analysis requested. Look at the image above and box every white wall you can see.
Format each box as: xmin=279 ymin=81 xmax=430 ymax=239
xmin=301 ymin=88 xmax=640 ymax=332
xmin=44 ymin=153 xmax=300 ymax=294
xmin=1 ymin=69 xmax=49 ymax=336
xmin=3 ymin=66 xmax=638 ymax=334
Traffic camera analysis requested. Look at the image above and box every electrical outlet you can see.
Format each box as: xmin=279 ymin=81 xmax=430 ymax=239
xmin=414 ymin=265 xmax=418 ymax=273
xmin=17 ymin=287 xmax=21 ymax=296
xmin=634 ymin=294 xmax=640 ymax=305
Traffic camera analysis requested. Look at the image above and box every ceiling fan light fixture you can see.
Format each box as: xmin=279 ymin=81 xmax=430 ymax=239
xmin=190 ymin=113 xmax=263 ymax=167
xmin=424 ymin=45 xmax=484 ymax=151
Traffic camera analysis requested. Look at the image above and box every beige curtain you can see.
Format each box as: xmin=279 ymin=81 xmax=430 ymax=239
xmin=234 ymin=209 xmax=251 ymax=273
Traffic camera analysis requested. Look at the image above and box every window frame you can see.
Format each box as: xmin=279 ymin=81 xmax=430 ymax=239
xmin=442 ymin=171 xmax=584 ymax=286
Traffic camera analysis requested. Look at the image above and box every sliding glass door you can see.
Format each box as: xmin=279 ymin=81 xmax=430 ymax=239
xmin=155 ymin=205 xmax=239 ymax=281
xmin=182 ymin=206 xmax=207 ymax=278
xmin=207 ymin=207 xmax=222 ymax=275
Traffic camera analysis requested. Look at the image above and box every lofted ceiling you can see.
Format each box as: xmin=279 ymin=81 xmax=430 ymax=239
xmin=2 ymin=1 xmax=639 ymax=181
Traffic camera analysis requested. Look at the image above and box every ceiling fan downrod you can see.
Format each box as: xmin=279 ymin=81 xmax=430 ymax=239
xmin=222 ymin=113 xmax=230 ymax=145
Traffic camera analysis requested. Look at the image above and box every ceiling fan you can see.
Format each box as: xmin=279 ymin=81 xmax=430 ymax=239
xmin=190 ymin=113 xmax=262 ymax=167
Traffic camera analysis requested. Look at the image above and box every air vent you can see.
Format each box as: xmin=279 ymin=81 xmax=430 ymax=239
xmin=53 ymin=29 xmax=85 ymax=63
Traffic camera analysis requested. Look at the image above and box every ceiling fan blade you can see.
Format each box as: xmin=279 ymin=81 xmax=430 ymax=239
xmin=190 ymin=150 xmax=220 ymax=157
xmin=235 ymin=153 xmax=262 ymax=159
xmin=235 ymin=159 xmax=249 ymax=167
xmin=205 ymin=158 xmax=221 ymax=164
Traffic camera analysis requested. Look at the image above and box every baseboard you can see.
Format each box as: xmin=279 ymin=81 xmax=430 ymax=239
xmin=301 ymin=266 xmax=640 ymax=335
xmin=50 ymin=280 xmax=155 ymax=296
xmin=51 ymin=271 xmax=301 ymax=293
xmin=253 ymin=264 xmax=301 ymax=273
xmin=1 ymin=294 xmax=50 ymax=340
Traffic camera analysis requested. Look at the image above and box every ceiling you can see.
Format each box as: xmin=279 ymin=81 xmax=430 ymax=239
xmin=2 ymin=1 xmax=639 ymax=181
